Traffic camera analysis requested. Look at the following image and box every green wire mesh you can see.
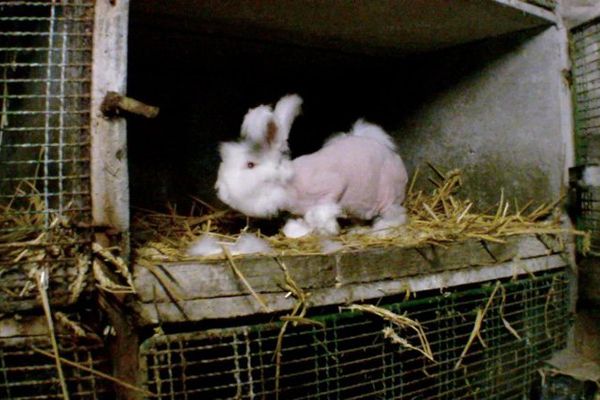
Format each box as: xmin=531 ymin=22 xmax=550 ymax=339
xmin=573 ymin=18 xmax=600 ymax=254
xmin=577 ymin=186 xmax=600 ymax=254
xmin=141 ymin=269 xmax=570 ymax=400
xmin=0 ymin=1 xmax=95 ymax=310
xmin=573 ymin=18 xmax=600 ymax=166
xmin=0 ymin=336 xmax=113 ymax=400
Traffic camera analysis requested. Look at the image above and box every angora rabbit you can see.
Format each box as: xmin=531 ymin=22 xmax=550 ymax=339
xmin=215 ymin=94 xmax=408 ymax=238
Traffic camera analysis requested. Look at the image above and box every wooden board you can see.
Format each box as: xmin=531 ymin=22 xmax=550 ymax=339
xmin=132 ymin=235 xmax=568 ymax=325
xmin=131 ymin=0 xmax=555 ymax=56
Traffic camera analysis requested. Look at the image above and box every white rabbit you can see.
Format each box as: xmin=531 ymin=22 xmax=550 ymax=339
xmin=215 ymin=94 xmax=408 ymax=238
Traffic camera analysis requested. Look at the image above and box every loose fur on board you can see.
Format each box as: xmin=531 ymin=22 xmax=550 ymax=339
xmin=186 ymin=232 xmax=273 ymax=257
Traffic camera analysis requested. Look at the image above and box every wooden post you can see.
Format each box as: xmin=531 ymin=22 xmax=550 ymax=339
xmin=91 ymin=0 xmax=130 ymax=237
xmin=91 ymin=1 xmax=139 ymax=399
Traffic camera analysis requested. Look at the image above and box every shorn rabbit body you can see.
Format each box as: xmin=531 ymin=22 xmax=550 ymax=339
xmin=215 ymin=94 xmax=408 ymax=238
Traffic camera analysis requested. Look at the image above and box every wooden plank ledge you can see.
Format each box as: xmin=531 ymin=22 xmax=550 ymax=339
xmin=137 ymin=254 xmax=566 ymax=324
xmin=132 ymin=234 xmax=569 ymax=325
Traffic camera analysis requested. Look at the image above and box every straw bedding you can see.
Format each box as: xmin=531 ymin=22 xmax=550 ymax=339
xmin=132 ymin=166 xmax=589 ymax=264
xmin=0 ymin=166 xmax=587 ymax=300
xmin=0 ymin=181 xmax=134 ymax=301
xmin=0 ymin=181 xmax=90 ymax=300
xmin=0 ymin=167 xmax=583 ymax=397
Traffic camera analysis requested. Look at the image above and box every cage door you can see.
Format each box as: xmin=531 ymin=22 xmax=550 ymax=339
xmin=0 ymin=0 xmax=130 ymax=311
xmin=572 ymin=17 xmax=600 ymax=307
xmin=0 ymin=0 xmax=97 ymax=311
xmin=572 ymin=17 xmax=600 ymax=255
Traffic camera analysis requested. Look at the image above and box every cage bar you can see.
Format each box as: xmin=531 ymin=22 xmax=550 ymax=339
xmin=573 ymin=18 xmax=600 ymax=165
xmin=0 ymin=0 xmax=95 ymax=310
xmin=573 ymin=18 xmax=600 ymax=258
xmin=0 ymin=335 xmax=113 ymax=400
xmin=140 ymin=269 xmax=569 ymax=400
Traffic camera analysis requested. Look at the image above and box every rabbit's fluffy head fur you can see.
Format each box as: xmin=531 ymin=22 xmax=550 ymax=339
xmin=215 ymin=95 xmax=301 ymax=218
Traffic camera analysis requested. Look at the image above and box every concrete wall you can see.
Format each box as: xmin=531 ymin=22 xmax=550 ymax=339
xmin=395 ymin=26 xmax=567 ymax=209
xmin=127 ymin=20 xmax=567 ymax=212
xmin=560 ymin=0 xmax=600 ymax=28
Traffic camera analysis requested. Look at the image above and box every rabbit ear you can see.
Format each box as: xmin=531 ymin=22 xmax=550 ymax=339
xmin=265 ymin=119 xmax=279 ymax=147
xmin=273 ymin=94 xmax=302 ymax=145
xmin=240 ymin=94 xmax=302 ymax=151
xmin=240 ymin=105 xmax=276 ymax=145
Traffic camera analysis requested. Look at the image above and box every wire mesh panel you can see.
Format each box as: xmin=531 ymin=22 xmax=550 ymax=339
xmin=573 ymin=19 xmax=600 ymax=256
xmin=0 ymin=336 xmax=113 ymax=399
xmin=578 ymin=185 xmax=600 ymax=254
xmin=0 ymin=1 xmax=95 ymax=310
xmin=140 ymin=269 xmax=570 ymax=400
xmin=573 ymin=18 xmax=600 ymax=165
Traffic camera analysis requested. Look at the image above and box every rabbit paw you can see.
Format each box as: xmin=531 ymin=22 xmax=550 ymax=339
xmin=305 ymin=203 xmax=341 ymax=236
xmin=372 ymin=205 xmax=408 ymax=237
xmin=283 ymin=218 xmax=313 ymax=238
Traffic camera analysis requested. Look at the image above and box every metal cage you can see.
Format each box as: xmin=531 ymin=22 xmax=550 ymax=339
xmin=577 ymin=185 xmax=600 ymax=254
xmin=573 ymin=17 xmax=600 ymax=167
xmin=0 ymin=335 xmax=113 ymax=399
xmin=573 ymin=18 xmax=600 ymax=260
xmin=140 ymin=269 xmax=570 ymax=400
xmin=0 ymin=0 xmax=95 ymax=311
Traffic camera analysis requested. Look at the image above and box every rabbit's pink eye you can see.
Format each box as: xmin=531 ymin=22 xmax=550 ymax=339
xmin=247 ymin=162 xmax=256 ymax=169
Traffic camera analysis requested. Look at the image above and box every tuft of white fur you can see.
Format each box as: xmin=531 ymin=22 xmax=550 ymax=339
xmin=217 ymin=95 xmax=303 ymax=218
xmin=350 ymin=119 xmax=397 ymax=151
xmin=320 ymin=239 xmax=344 ymax=254
xmin=215 ymin=141 xmax=293 ymax=218
xmin=186 ymin=233 xmax=273 ymax=257
xmin=229 ymin=233 xmax=273 ymax=255
xmin=282 ymin=218 xmax=312 ymax=238
xmin=583 ymin=166 xmax=600 ymax=187
xmin=323 ymin=120 xmax=397 ymax=151
xmin=304 ymin=203 xmax=342 ymax=236
xmin=186 ymin=234 xmax=223 ymax=256
xmin=372 ymin=205 xmax=408 ymax=233
xmin=282 ymin=204 xmax=343 ymax=237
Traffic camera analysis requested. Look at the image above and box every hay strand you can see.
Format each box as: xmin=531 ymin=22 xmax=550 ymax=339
xmin=0 ymin=178 xmax=98 ymax=302
xmin=68 ymin=255 xmax=89 ymax=304
xmin=544 ymin=275 xmax=560 ymax=339
xmin=31 ymin=346 xmax=156 ymax=397
xmin=36 ymin=269 xmax=70 ymax=400
xmin=55 ymin=312 xmax=87 ymax=337
xmin=454 ymin=281 xmax=501 ymax=370
xmin=140 ymin=263 xmax=185 ymax=302
xmin=273 ymin=258 xmax=318 ymax=399
xmin=131 ymin=166 xmax=587 ymax=265
xmin=92 ymin=243 xmax=135 ymax=292
xmin=222 ymin=246 xmax=271 ymax=313
xmin=383 ymin=327 xmax=435 ymax=362
xmin=93 ymin=260 xmax=136 ymax=294
xmin=346 ymin=304 xmax=435 ymax=363
xmin=499 ymin=284 xmax=522 ymax=341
